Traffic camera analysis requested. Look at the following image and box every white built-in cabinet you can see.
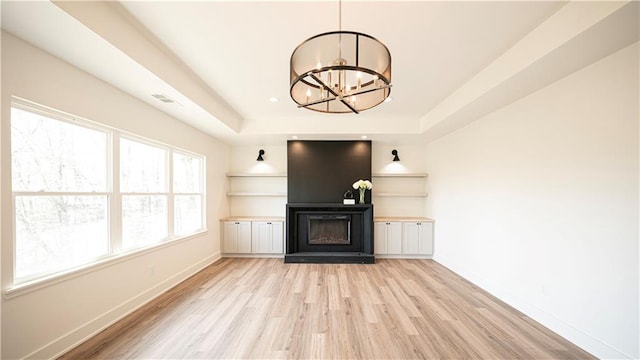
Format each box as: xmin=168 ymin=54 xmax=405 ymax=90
xmin=374 ymin=218 xmax=433 ymax=258
xmin=402 ymin=221 xmax=433 ymax=255
xmin=223 ymin=221 xmax=252 ymax=254
xmin=251 ymin=221 xmax=284 ymax=254
xmin=374 ymin=221 xmax=402 ymax=254
xmin=221 ymin=218 xmax=284 ymax=256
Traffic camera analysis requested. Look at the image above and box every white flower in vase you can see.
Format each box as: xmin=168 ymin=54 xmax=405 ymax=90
xmin=352 ymin=179 xmax=372 ymax=203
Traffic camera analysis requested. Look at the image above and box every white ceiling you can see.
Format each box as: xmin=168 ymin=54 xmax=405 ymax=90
xmin=1 ymin=1 xmax=638 ymax=145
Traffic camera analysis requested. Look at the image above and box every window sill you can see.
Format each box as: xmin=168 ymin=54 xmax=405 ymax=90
xmin=3 ymin=230 xmax=209 ymax=299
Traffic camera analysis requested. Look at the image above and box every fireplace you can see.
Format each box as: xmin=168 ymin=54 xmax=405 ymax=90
xmin=285 ymin=204 xmax=374 ymax=263
xmin=308 ymin=216 xmax=351 ymax=245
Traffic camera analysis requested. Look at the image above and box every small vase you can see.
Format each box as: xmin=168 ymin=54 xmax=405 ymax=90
xmin=359 ymin=188 xmax=365 ymax=204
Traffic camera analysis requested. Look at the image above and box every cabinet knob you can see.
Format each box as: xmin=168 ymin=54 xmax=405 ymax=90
xmin=235 ymin=222 xmax=240 ymax=224
xmin=417 ymin=223 xmax=422 ymax=225
xmin=267 ymin=222 xmax=272 ymax=224
xmin=386 ymin=222 xmax=391 ymax=225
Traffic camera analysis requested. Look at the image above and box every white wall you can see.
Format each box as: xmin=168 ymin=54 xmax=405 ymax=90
xmin=425 ymin=42 xmax=639 ymax=359
xmin=1 ymin=32 xmax=230 ymax=359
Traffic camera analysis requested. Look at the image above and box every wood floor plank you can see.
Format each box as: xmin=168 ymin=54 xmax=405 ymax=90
xmin=59 ymin=258 xmax=596 ymax=360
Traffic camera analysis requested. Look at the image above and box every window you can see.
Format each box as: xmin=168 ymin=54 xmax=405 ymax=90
xmin=173 ymin=152 xmax=203 ymax=235
xmin=11 ymin=107 xmax=109 ymax=280
xmin=120 ymin=138 xmax=168 ymax=249
xmin=10 ymin=101 xmax=206 ymax=285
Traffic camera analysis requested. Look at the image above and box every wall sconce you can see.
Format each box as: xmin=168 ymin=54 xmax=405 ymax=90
xmin=392 ymin=149 xmax=400 ymax=161
xmin=256 ymin=149 xmax=265 ymax=161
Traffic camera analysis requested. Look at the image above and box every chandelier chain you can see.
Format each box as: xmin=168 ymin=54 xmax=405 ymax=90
xmin=339 ymin=0 xmax=342 ymax=32
xmin=338 ymin=0 xmax=342 ymax=59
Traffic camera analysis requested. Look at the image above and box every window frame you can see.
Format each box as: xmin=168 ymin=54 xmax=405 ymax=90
xmin=7 ymin=99 xmax=207 ymax=292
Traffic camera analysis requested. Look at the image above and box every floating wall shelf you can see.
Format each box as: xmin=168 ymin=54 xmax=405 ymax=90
xmin=226 ymin=192 xmax=287 ymax=197
xmin=226 ymin=173 xmax=287 ymax=177
xmin=374 ymin=193 xmax=429 ymax=197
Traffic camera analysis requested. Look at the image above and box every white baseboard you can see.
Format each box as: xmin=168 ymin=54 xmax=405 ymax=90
xmin=221 ymin=253 xmax=284 ymax=259
xmin=433 ymin=253 xmax=633 ymax=360
xmin=26 ymin=252 xmax=222 ymax=360
xmin=375 ymin=254 xmax=433 ymax=260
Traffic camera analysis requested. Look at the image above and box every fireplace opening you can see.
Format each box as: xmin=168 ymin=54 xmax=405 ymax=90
xmin=308 ymin=215 xmax=350 ymax=245
xmin=285 ymin=204 xmax=374 ymax=263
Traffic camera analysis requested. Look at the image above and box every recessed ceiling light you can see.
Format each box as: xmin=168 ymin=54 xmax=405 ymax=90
xmin=292 ymin=135 xmax=298 ymax=139
xmin=361 ymin=135 xmax=368 ymax=139
xmin=269 ymin=97 xmax=279 ymax=103
xmin=384 ymin=97 xmax=392 ymax=103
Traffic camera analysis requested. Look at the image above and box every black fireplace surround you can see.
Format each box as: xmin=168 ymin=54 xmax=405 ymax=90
xmin=285 ymin=203 xmax=374 ymax=263
xmin=285 ymin=141 xmax=374 ymax=264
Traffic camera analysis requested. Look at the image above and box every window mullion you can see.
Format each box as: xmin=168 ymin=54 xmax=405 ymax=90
xmin=201 ymin=157 xmax=206 ymax=231
xmin=111 ymin=132 xmax=122 ymax=253
xmin=167 ymin=149 xmax=175 ymax=239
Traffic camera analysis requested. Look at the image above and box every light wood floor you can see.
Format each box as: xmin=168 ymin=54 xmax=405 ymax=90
xmin=60 ymin=258 xmax=595 ymax=359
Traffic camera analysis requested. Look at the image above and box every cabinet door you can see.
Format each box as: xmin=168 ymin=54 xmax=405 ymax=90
xmin=270 ymin=221 xmax=284 ymax=254
xmin=237 ymin=221 xmax=252 ymax=253
xmin=402 ymin=222 xmax=421 ymax=254
xmin=418 ymin=222 xmax=433 ymax=255
xmin=375 ymin=222 xmax=402 ymax=254
xmin=252 ymin=221 xmax=270 ymax=253
xmin=252 ymin=221 xmax=284 ymax=254
xmin=224 ymin=221 xmax=251 ymax=253
xmin=223 ymin=221 xmax=238 ymax=253
xmin=403 ymin=222 xmax=433 ymax=255
xmin=387 ymin=222 xmax=402 ymax=254
xmin=251 ymin=221 xmax=271 ymax=253
xmin=374 ymin=222 xmax=388 ymax=254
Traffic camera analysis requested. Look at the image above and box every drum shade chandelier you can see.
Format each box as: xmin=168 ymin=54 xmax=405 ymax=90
xmin=289 ymin=0 xmax=392 ymax=114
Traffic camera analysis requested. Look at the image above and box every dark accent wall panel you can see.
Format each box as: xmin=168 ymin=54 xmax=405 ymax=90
xmin=287 ymin=140 xmax=372 ymax=204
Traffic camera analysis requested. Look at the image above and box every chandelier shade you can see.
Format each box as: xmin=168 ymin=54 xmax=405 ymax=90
xmin=290 ymin=31 xmax=391 ymax=114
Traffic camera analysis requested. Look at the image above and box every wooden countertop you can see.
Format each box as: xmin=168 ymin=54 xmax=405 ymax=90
xmin=221 ymin=216 xmax=285 ymax=221
xmin=221 ymin=216 xmax=433 ymax=222
xmin=374 ymin=216 xmax=434 ymax=222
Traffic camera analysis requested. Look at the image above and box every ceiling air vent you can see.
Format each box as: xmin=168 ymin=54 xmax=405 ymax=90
xmin=151 ymin=94 xmax=175 ymax=103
